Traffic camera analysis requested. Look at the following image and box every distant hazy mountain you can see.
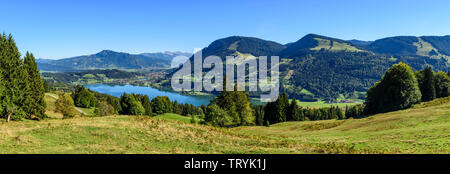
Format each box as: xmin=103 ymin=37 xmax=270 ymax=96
xmin=140 ymin=51 xmax=192 ymax=60
xmin=38 ymin=50 xmax=174 ymax=71
xmin=347 ymin=39 xmax=373 ymax=46
xmin=36 ymin=58 xmax=55 ymax=64
xmin=140 ymin=51 xmax=192 ymax=68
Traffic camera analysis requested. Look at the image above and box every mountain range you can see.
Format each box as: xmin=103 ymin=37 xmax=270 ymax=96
xmin=37 ymin=50 xmax=191 ymax=71
xmin=38 ymin=34 xmax=450 ymax=100
xmin=177 ymin=34 xmax=449 ymax=100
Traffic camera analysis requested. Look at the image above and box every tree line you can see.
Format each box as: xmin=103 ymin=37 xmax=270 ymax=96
xmin=0 ymin=34 xmax=46 ymax=121
xmin=67 ymin=85 xmax=204 ymax=118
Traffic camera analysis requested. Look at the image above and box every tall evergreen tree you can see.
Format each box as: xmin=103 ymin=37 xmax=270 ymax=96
xmin=0 ymin=73 xmax=5 ymax=118
xmin=287 ymin=98 xmax=299 ymax=121
xmin=23 ymin=52 xmax=46 ymax=119
xmin=209 ymin=78 xmax=255 ymax=126
xmin=233 ymin=85 xmax=255 ymax=126
xmin=416 ymin=67 xmax=436 ymax=102
xmin=140 ymin=95 xmax=153 ymax=116
xmin=264 ymin=92 xmax=289 ymax=124
xmin=212 ymin=78 xmax=239 ymax=124
xmin=252 ymin=105 xmax=265 ymax=126
xmin=173 ymin=101 xmax=182 ymax=115
xmin=279 ymin=91 xmax=289 ymax=121
xmin=0 ymin=34 xmax=28 ymax=121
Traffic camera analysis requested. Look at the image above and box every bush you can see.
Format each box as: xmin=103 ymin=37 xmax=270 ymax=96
xmin=205 ymin=104 xmax=233 ymax=127
xmin=56 ymin=93 xmax=77 ymax=119
xmin=94 ymin=101 xmax=115 ymax=116
xmin=72 ymin=85 xmax=95 ymax=108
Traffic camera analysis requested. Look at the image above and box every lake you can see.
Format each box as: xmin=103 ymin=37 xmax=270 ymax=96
xmin=85 ymin=84 xmax=213 ymax=106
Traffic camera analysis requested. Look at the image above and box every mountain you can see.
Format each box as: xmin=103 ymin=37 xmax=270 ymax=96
xmin=347 ymin=39 xmax=373 ymax=46
xmin=140 ymin=51 xmax=192 ymax=68
xmin=37 ymin=63 xmax=78 ymax=72
xmin=278 ymin=34 xmax=449 ymax=99
xmin=37 ymin=50 xmax=172 ymax=71
xmin=367 ymin=36 xmax=450 ymax=59
xmin=167 ymin=34 xmax=449 ymax=100
xmin=279 ymin=34 xmax=365 ymax=58
xmin=37 ymin=34 xmax=450 ymax=101
xmin=140 ymin=51 xmax=192 ymax=60
xmin=193 ymin=36 xmax=286 ymax=59
xmin=36 ymin=58 xmax=55 ymax=64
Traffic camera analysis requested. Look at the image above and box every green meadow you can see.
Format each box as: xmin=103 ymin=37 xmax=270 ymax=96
xmin=0 ymin=97 xmax=448 ymax=154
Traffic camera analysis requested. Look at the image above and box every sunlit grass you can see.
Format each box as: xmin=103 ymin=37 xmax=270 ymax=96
xmin=0 ymin=96 xmax=448 ymax=154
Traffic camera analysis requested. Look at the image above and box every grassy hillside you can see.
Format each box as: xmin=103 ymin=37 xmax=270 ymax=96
xmin=237 ymin=97 xmax=450 ymax=153
xmin=0 ymin=97 xmax=448 ymax=154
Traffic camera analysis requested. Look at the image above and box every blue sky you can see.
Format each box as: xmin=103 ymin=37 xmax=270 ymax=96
xmin=1 ymin=0 xmax=450 ymax=59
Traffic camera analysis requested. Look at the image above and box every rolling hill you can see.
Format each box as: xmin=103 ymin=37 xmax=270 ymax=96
xmin=367 ymin=35 xmax=450 ymax=59
xmin=168 ymin=34 xmax=449 ymax=100
xmin=190 ymin=36 xmax=286 ymax=60
xmin=1 ymin=95 xmax=448 ymax=154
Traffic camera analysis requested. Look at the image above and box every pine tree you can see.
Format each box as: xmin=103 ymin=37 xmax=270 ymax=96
xmin=173 ymin=101 xmax=183 ymax=115
xmin=212 ymin=78 xmax=239 ymax=124
xmin=252 ymin=105 xmax=265 ymax=126
xmin=336 ymin=106 xmax=345 ymax=120
xmin=263 ymin=92 xmax=290 ymax=124
xmin=23 ymin=52 xmax=46 ymax=119
xmin=0 ymin=34 xmax=28 ymax=121
xmin=287 ymin=98 xmax=299 ymax=121
xmin=140 ymin=95 xmax=153 ymax=116
xmin=43 ymin=80 xmax=50 ymax=92
xmin=209 ymin=78 xmax=255 ymax=126
xmin=233 ymin=85 xmax=255 ymax=126
xmin=416 ymin=67 xmax=436 ymax=102
xmin=279 ymin=91 xmax=289 ymax=122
